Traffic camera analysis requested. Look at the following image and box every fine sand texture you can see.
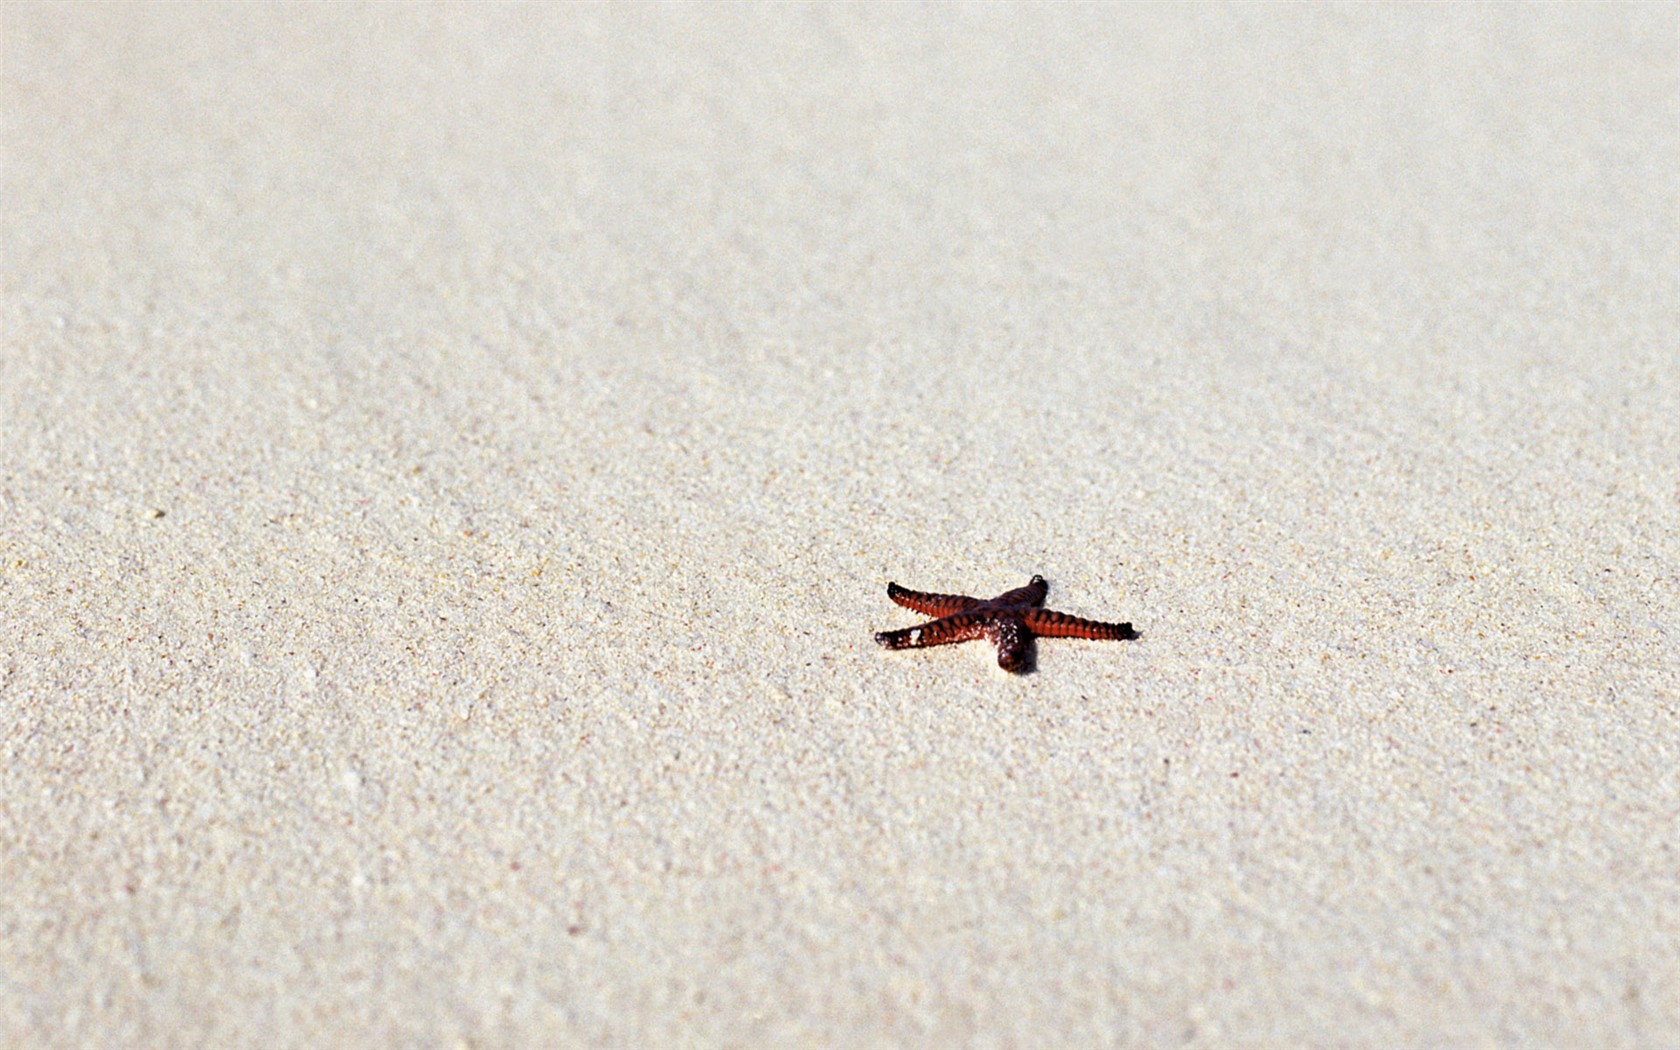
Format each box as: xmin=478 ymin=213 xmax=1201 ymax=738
xmin=4 ymin=5 xmax=1677 ymax=1046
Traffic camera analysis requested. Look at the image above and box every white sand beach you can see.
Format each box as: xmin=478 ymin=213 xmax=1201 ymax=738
xmin=3 ymin=4 xmax=1677 ymax=1045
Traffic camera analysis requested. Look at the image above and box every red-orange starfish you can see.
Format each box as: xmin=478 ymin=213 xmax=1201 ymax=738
xmin=873 ymin=574 xmax=1138 ymax=673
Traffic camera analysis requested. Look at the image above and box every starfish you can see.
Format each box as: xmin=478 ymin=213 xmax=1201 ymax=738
xmin=873 ymin=574 xmax=1138 ymax=673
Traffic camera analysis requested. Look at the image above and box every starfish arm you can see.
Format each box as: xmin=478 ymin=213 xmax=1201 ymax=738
xmin=1023 ymin=608 xmax=1138 ymax=641
xmin=874 ymin=612 xmax=988 ymax=650
xmin=990 ymin=575 xmax=1048 ymax=608
xmin=886 ymin=582 xmax=983 ymax=617
xmin=985 ymin=616 xmax=1032 ymax=672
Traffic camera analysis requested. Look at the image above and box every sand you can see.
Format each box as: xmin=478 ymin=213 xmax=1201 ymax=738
xmin=3 ymin=4 xmax=1677 ymax=1046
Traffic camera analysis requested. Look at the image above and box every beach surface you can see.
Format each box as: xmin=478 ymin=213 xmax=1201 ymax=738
xmin=4 ymin=5 xmax=1677 ymax=1045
